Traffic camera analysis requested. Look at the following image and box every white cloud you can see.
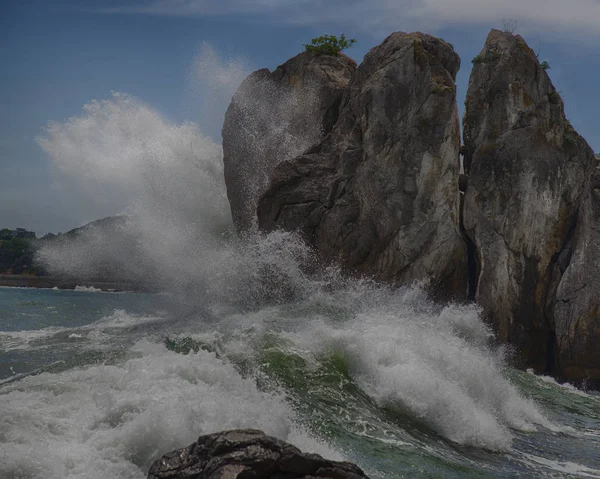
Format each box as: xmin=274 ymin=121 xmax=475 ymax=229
xmin=94 ymin=0 xmax=600 ymax=36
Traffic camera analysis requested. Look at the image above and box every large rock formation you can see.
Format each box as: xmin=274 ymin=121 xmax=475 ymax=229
xmin=147 ymin=429 xmax=369 ymax=479
xmin=222 ymin=30 xmax=599 ymax=384
xmin=462 ymin=30 xmax=596 ymax=373
xmin=222 ymin=52 xmax=356 ymax=231
xmin=257 ymin=32 xmax=467 ymax=298
xmin=552 ymin=158 xmax=600 ymax=384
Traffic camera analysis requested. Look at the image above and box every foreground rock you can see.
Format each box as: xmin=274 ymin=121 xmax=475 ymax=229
xmin=258 ymin=32 xmax=467 ymax=298
xmin=222 ymin=52 xmax=356 ymax=231
xmin=462 ymin=30 xmax=596 ymax=373
xmin=147 ymin=429 xmax=369 ymax=479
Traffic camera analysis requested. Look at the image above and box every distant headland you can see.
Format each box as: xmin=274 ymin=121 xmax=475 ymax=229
xmin=0 ymin=218 xmax=150 ymax=292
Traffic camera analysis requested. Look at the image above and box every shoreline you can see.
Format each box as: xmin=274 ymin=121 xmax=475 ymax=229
xmin=0 ymin=274 xmax=147 ymax=292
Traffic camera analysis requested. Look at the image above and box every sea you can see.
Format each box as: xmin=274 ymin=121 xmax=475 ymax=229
xmin=1 ymin=281 xmax=599 ymax=478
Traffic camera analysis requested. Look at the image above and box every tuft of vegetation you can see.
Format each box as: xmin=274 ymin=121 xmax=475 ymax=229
xmin=540 ymin=60 xmax=551 ymax=71
xmin=502 ymin=18 xmax=519 ymax=34
xmin=304 ymin=34 xmax=356 ymax=55
xmin=472 ymin=47 xmax=502 ymax=65
xmin=431 ymin=76 xmax=454 ymax=94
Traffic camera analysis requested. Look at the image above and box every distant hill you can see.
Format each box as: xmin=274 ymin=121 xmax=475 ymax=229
xmin=35 ymin=215 xmax=152 ymax=286
xmin=0 ymin=216 xmax=153 ymax=292
xmin=0 ymin=229 xmax=38 ymax=274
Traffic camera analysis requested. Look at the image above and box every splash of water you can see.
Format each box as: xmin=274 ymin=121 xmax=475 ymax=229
xmin=222 ymin=56 xmax=325 ymax=230
xmin=24 ymin=42 xmax=564 ymax=479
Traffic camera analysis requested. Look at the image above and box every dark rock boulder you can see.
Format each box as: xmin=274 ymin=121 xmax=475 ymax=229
xmin=222 ymin=52 xmax=356 ymax=232
xmin=552 ymin=158 xmax=600 ymax=385
xmin=147 ymin=429 xmax=369 ymax=479
xmin=462 ymin=29 xmax=595 ymax=373
xmin=257 ymin=32 xmax=467 ymax=298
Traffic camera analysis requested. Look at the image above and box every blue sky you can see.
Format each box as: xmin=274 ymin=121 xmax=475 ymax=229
xmin=1 ymin=0 xmax=599 ymax=234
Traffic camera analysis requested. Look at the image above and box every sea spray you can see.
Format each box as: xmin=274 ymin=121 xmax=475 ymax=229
xmin=178 ymin=282 xmax=555 ymax=451
xmin=30 ymin=83 xmax=558 ymax=445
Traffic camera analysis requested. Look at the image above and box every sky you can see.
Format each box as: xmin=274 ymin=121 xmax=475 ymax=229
xmin=1 ymin=0 xmax=599 ymax=234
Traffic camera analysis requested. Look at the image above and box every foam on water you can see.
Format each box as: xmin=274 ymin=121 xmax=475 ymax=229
xmin=518 ymin=453 xmax=600 ymax=478
xmin=299 ymin=306 xmax=552 ymax=449
xmin=527 ymin=369 xmax=598 ymax=398
xmin=0 ymin=310 xmax=163 ymax=352
xmin=74 ymin=286 xmax=104 ymax=293
xmin=0 ymin=339 xmax=341 ymax=479
xmin=182 ymin=284 xmax=555 ymax=452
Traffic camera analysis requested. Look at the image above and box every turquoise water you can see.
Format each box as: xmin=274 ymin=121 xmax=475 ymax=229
xmin=1 ymin=285 xmax=599 ymax=479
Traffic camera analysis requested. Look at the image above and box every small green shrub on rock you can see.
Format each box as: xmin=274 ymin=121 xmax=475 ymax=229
xmin=540 ymin=60 xmax=551 ymax=71
xmin=304 ymin=34 xmax=356 ymax=55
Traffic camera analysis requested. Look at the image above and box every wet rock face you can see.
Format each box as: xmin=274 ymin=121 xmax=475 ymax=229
xmin=258 ymin=32 xmax=467 ymax=298
xmin=222 ymin=52 xmax=356 ymax=232
xmin=553 ymin=159 xmax=600 ymax=386
xmin=462 ymin=29 xmax=595 ymax=372
xmin=147 ymin=429 xmax=369 ymax=479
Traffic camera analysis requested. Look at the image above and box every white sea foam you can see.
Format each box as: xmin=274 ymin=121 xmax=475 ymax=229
xmin=0 ymin=310 xmax=163 ymax=352
xmin=527 ymin=368 xmax=599 ymax=397
xmin=206 ymin=285 xmax=556 ymax=451
xmin=0 ymin=326 xmax=67 ymax=351
xmin=0 ymin=340 xmax=341 ymax=479
xmin=519 ymin=453 xmax=600 ymax=478
xmin=74 ymin=286 xmax=104 ymax=293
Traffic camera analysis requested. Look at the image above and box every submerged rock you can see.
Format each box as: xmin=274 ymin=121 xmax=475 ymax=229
xmin=147 ymin=429 xmax=369 ymax=479
xmin=258 ymin=32 xmax=467 ymax=298
xmin=462 ymin=30 xmax=596 ymax=373
xmin=222 ymin=52 xmax=356 ymax=232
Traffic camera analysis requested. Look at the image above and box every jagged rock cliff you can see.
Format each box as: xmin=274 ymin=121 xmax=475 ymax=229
xmin=257 ymin=32 xmax=467 ymax=298
xmin=223 ymin=30 xmax=599 ymax=384
xmin=462 ymin=30 xmax=596 ymax=374
xmin=552 ymin=159 xmax=600 ymax=384
xmin=222 ymin=52 xmax=356 ymax=231
xmin=147 ymin=429 xmax=369 ymax=479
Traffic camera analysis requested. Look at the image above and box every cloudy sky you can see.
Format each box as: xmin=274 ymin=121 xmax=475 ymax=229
xmin=1 ymin=0 xmax=599 ymax=234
